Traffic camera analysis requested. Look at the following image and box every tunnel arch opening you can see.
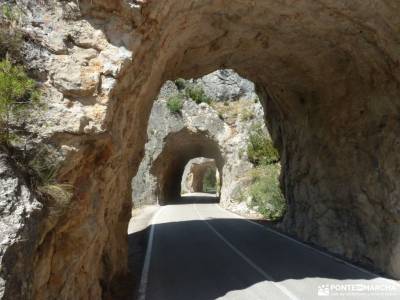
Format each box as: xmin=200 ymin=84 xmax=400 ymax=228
xmin=131 ymin=69 xmax=285 ymax=220
xmin=23 ymin=2 xmax=400 ymax=299
xmin=150 ymin=129 xmax=224 ymax=204
xmin=181 ymin=158 xmax=219 ymax=195
xmin=115 ymin=1 xmax=400 ymax=278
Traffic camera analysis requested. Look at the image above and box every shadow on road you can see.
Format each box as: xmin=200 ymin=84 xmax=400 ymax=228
xmin=124 ymin=196 xmax=395 ymax=300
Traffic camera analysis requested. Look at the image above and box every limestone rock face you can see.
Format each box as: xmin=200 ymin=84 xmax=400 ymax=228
xmin=131 ymin=75 xmax=263 ymax=207
xmin=0 ymin=154 xmax=43 ymax=299
xmin=1 ymin=0 xmax=400 ymax=298
xmin=195 ymin=69 xmax=257 ymax=101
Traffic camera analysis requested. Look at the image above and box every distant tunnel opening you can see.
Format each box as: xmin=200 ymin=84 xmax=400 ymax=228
xmin=181 ymin=158 xmax=219 ymax=195
xmin=150 ymin=129 xmax=224 ymax=204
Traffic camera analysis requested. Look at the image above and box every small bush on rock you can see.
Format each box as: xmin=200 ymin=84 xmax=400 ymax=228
xmin=0 ymin=59 xmax=40 ymax=144
xmin=185 ymin=84 xmax=211 ymax=104
xmin=203 ymin=167 xmax=217 ymax=193
xmin=247 ymin=123 xmax=279 ymax=166
xmin=245 ymin=123 xmax=285 ymax=220
xmin=167 ymin=94 xmax=184 ymax=114
xmin=26 ymin=144 xmax=73 ymax=217
xmin=174 ymin=78 xmax=186 ymax=90
xmin=0 ymin=3 xmax=24 ymax=61
xmin=248 ymin=164 xmax=286 ymax=220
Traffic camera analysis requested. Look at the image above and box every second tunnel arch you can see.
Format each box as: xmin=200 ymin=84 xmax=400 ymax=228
xmin=181 ymin=158 xmax=219 ymax=195
xmin=150 ymin=129 xmax=224 ymax=204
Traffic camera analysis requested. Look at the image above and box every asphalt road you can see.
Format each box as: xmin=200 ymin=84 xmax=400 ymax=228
xmin=138 ymin=193 xmax=400 ymax=300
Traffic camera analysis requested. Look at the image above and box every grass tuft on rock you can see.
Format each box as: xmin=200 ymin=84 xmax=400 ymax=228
xmin=28 ymin=145 xmax=74 ymax=216
xmin=185 ymin=84 xmax=211 ymax=104
xmin=167 ymin=94 xmax=184 ymax=114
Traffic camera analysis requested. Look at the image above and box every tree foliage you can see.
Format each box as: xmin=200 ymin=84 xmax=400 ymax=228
xmin=0 ymin=3 xmax=24 ymax=61
xmin=247 ymin=123 xmax=279 ymax=166
xmin=203 ymin=167 xmax=217 ymax=193
xmin=0 ymin=59 xmax=40 ymax=143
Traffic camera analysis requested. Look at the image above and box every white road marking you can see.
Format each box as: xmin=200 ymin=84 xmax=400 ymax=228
xmin=193 ymin=203 xmax=300 ymax=300
xmin=138 ymin=206 xmax=163 ymax=300
xmin=213 ymin=203 xmax=400 ymax=287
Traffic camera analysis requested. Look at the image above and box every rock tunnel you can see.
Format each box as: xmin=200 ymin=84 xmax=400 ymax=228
xmin=150 ymin=129 xmax=223 ymax=204
xmin=4 ymin=1 xmax=400 ymax=299
xmin=110 ymin=0 xmax=400 ymax=280
xmin=181 ymin=158 xmax=218 ymax=194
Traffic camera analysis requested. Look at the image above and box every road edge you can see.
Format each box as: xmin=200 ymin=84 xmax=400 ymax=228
xmin=137 ymin=206 xmax=163 ymax=300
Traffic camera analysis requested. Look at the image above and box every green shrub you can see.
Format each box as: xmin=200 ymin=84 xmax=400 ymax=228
xmin=0 ymin=59 xmax=40 ymax=143
xmin=1 ymin=3 xmax=21 ymax=21
xmin=247 ymin=124 xmax=279 ymax=166
xmin=245 ymin=123 xmax=285 ymax=219
xmin=0 ymin=3 xmax=24 ymax=61
xmin=203 ymin=167 xmax=217 ymax=193
xmin=185 ymin=84 xmax=211 ymax=104
xmin=167 ymin=94 xmax=184 ymax=114
xmin=0 ymin=28 xmax=23 ymax=61
xmin=174 ymin=78 xmax=186 ymax=90
xmin=248 ymin=164 xmax=286 ymax=220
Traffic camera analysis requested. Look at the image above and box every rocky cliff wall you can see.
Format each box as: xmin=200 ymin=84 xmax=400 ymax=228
xmin=0 ymin=154 xmax=44 ymax=299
